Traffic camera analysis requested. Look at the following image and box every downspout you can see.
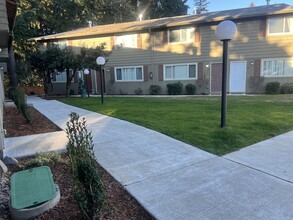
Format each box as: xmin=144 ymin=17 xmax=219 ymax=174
xmin=148 ymin=28 xmax=155 ymax=84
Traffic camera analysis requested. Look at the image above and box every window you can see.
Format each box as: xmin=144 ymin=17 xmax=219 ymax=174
xmin=268 ymin=16 xmax=293 ymax=35
xmin=115 ymin=34 xmax=137 ymax=48
xmin=115 ymin=66 xmax=143 ymax=81
xmin=53 ymin=40 xmax=68 ymax=49
xmin=164 ymin=63 xmax=197 ymax=80
xmin=169 ymin=28 xmax=194 ymax=43
xmin=52 ymin=70 xmax=74 ymax=82
xmin=261 ymin=58 xmax=293 ymax=77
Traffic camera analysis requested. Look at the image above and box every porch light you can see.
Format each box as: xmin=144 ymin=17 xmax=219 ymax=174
xmin=96 ymin=56 xmax=105 ymax=104
xmin=215 ymin=20 xmax=237 ymax=128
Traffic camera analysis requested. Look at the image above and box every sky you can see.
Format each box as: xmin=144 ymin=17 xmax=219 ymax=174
xmin=186 ymin=0 xmax=293 ymax=14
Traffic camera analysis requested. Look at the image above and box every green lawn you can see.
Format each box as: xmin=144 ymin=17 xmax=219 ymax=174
xmin=60 ymin=95 xmax=293 ymax=155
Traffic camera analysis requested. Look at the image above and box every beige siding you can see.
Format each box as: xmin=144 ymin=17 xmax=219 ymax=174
xmin=71 ymin=36 xmax=112 ymax=51
xmin=66 ymin=17 xmax=293 ymax=95
xmin=0 ymin=0 xmax=8 ymax=31
xmin=106 ymin=33 xmax=153 ymax=67
xmin=0 ymin=48 xmax=8 ymax=59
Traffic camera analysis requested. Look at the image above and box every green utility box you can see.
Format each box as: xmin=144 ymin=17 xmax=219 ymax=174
xmin=11 ymin=166 xmax=57 ymax=210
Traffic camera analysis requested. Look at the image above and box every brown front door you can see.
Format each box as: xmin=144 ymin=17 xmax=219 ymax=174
xmin=211 ymin=63 xmax=222 ymax=93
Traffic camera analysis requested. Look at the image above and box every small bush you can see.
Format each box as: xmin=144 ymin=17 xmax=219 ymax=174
xmin=7 ymin=87 xmax=31 ymax=123
xmin=66 ymin=113 xmax=104 ymax=219
xmin=25 ymin=152 xmax=64 ymax=167
xmin=167 ymin=81 xmax=183 ymax=95
xmin=280 ymin=83 xmax=293 ymax=94
xmin=134 ymin=88 xmax=143 ymax=95
xmin=265 ymin=82 xmax=280 ymax=94
xmin=185 ymin=84 xmax=196 ymax=95
xmin=149 ymin=85 xmax=161 ymax=95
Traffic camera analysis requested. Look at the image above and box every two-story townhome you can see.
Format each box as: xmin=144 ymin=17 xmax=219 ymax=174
xmin=31 ymin=4 xmax=293 ymax=95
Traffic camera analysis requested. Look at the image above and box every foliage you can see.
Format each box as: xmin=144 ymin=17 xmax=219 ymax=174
xmin=194 ymin=0 xmax=209 ymax=14
xmin=280 ymin=83 xmax=293 ymax=94
xmin=61 ymin=95 xmax=293 ymax=155
xmin=265 ymin=81 xmax=280 ymax=94
xmin=185 ymin=84 xmax=196 ymax=95
xmin=134 ymin=88 xmax=143 ymax=95
xmin=167 ymin=81 xmax=183 ymax=95
xmin=24 ymin=152 xmax=65 ymax=167
xmin=149 ymin=85 xmax=161 ymax=95
xmin=66 ymin=112 xmax=104 ymax=219
xmin=7 ymin=87 xmax=31 ymax=123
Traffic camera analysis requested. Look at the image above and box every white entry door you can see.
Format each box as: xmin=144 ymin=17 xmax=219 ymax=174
xmin=229 ymin=61 xmax=247 ymax=93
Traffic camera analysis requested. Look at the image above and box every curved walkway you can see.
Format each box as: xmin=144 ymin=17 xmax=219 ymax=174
xmin=4 ymin=96 xmax=293 ymax=219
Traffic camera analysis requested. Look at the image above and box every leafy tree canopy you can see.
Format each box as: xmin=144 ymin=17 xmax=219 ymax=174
xmin=194 ymin=0 xmax=209 ymax=15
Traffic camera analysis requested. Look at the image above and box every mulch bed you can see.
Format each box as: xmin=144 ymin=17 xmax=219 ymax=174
xmin=4 ymin=105 xmax=61 ymax=137
xmin=1 ymin=104 xmax=154 ymax=220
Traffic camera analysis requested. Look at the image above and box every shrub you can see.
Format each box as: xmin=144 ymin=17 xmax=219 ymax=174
xmin=280 ymin=83 xmax=293 ymax=94
xmin=134 ymin=88 xmax=143 ymax=95
xmin=185 ymin=84 xmax=196 ymax=95
xmin=25 ymin=152 xmax=64 ymax=167
xmin=66 ymin=113 xmax=104 ymax=219
xmin=167 ymin=81 xmax=183 ymax=95
xmin=7 ymin=87 xmax=31 ymax=123
xmin=149 ymin=85 xmax=161 ymax=95
xmin=265 ymin=82 xmax=280 ymax=94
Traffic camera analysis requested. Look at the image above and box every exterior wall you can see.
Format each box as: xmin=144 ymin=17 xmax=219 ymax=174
xmin=104 ymin=16 xmax=293 ymax=95
xmin=70 ymin=36 xmax=112 ymax=51
xmin=0 ymin=70 xmax=4 ymax=159
xmin=49 ymin=83 xmax=79 ymax=95
xmin=0 ymin=0 xmax=8 ymax=33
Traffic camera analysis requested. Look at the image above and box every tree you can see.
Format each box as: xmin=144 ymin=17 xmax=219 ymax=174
xmin=249 ymin=2 xmax=255 ymax=7
xmin=29 ymin=45 xmax=109 ymax=97
xmin=29 ymin=46 xmax=63 ymax=95
xmin=194 ymin=0 xmax=209 ymax=14
xmin=151 ymin=0 xmax=188 ymax=18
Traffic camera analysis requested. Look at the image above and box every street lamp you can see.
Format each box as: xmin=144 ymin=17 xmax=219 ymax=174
xmin=84 ymin=69 xmax=90 ymax=98
xmin=215 ymin=20 xmax=237 ymax=128
xmin=96 ymin=56 xmax=106 ymax=104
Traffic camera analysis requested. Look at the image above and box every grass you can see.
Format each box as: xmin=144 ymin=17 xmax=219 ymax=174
xmin=60 ymin=95 xmax=293 ymax=155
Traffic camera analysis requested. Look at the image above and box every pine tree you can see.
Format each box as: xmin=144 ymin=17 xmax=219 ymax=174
xmin=194 ymin=0 xmax=209 ymax=15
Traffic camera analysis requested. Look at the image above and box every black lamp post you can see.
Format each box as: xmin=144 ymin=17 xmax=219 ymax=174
xmin=83 ymin=69 xmax=90 ymax=97
xmin=96 ymin=56 xmax=106 ymax=104
xmin=215 ymin=20 xmax=237 ymax=128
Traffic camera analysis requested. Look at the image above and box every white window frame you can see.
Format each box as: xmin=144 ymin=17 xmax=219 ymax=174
xmin=114 ymin=34 xmax=137 ymax=48
xmin=163 ymin=63 xmax=197 ymax=81
xmin=261 ymin=58 xmax=293 ymax=77
xmin=267 ymin=16 xmax=293 ymax=36
xmin=168 ymin=27 xmax=194 ymax=44
xmin=115 ymin=66 xmax=144 ymax=82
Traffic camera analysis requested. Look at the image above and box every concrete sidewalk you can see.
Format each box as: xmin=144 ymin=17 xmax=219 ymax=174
xmin=4 ymin=96 xmax=293 ymax=219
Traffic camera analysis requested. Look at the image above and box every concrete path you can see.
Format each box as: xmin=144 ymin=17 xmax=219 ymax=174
xmin=4 ymin=96 xmax=293 ymax=219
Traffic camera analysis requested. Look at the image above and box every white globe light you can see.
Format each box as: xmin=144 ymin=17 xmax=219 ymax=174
xmin=84 ymin=69 xmax=89 ymax=75
xmin=96 ymin=56 xmax=105 ymax=65
xmin=215 ymin=20 xmax=237 ymax=40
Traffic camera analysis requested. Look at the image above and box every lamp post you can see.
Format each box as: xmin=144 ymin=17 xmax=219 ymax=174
xmin=84 ymin=69 xmax=90 ymax=98
xmin=96 ymin=56 xmax=106 ymax=104
xmin=215 ymin=20 xmax=237 ymax=128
